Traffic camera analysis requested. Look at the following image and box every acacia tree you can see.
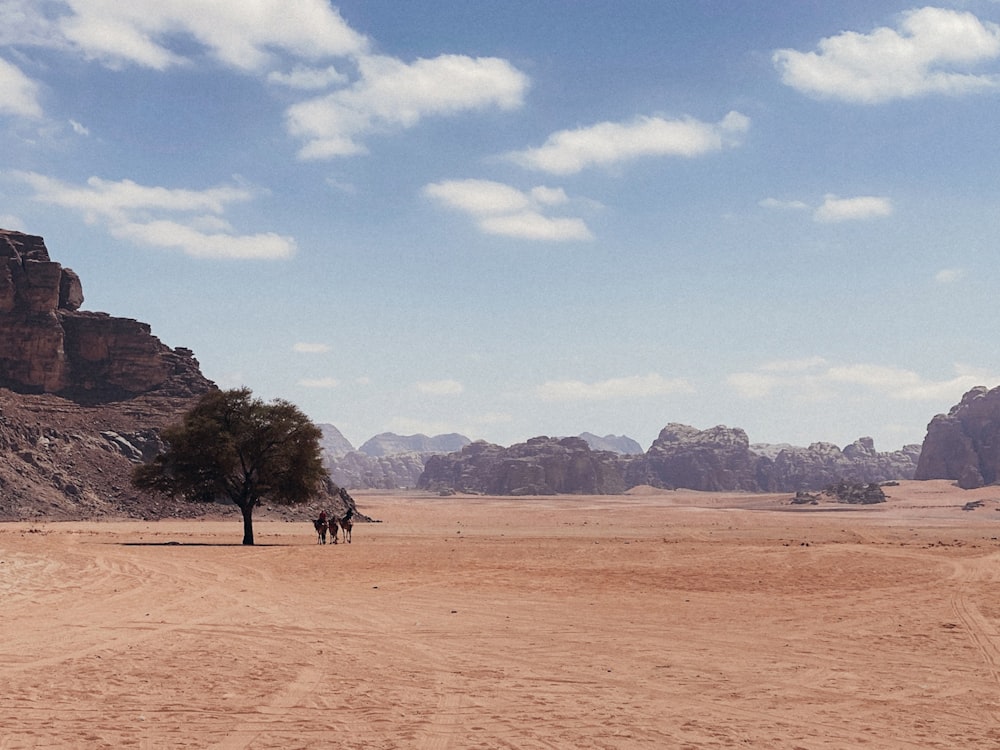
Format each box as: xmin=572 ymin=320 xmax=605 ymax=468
xmin=132 ymin=387 xmax=327 ymax=545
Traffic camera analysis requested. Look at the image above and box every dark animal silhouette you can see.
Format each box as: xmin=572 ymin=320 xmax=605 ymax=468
xmin=335 ymin=488 xmax=355 ymax=543
xmin=313 ymin=512 xmax=328 ymax=544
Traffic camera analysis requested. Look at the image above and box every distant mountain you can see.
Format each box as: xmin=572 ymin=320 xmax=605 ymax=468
xmin=578 ymin=432 xmax=644 ymax=455
xmin=317 ymin=423 xmax=355 ymax=459
xmin=358 ymin=432 xmax=471 ymax=457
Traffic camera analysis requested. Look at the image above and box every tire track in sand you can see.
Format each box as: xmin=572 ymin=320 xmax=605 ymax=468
xmin=949 ymin=552 xmax=1000 ymax=721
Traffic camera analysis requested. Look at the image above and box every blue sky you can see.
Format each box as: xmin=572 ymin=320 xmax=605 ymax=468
xmin=3 ymin=1 xmax=1000 ymax=451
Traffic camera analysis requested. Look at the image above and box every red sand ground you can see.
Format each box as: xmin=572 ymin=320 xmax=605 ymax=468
xmin=2 ymin=480 xmax=1000 ymax=748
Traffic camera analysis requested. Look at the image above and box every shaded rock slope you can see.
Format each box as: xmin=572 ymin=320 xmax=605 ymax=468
xmin=916 ymin=385 xmax=1000 ymax=489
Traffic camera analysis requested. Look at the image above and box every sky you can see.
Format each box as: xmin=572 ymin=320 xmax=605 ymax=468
xmin=3 ymin=1 xmax=1000 ymax=452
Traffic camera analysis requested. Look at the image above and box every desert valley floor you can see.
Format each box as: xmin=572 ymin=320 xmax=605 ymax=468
xmin=2 ymin=480 xmax=1000 ymax=749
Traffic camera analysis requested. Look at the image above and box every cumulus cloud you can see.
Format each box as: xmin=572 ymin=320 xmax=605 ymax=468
xmin=507 ymin=111 xmax=750 ymax=175
xmin=773 ymin=7 xmax=1000 ymax=103
xmin=728 ymin=359 xmax=999 ymax=402
xmin=0 ymin=57 xmax=43 ymax=118
xmin=423 ymin=178 xmax=592 ymax=241
xmin=12 ymin=171 xmax=295 ymax=260
xmin=287 ymin=53 xmax=528 ymax=159
xmin=293 ymin=342 xmax=331 ymax=353
xmin=416 ymin=379 xmax=464 ymax=396
xmin=536 ymin=374 xmax=694 ymax=401
xmin=813 ymin=194 xmax=893 ymax=223
xmin=56 ymin=0 xmax=368 ymax=71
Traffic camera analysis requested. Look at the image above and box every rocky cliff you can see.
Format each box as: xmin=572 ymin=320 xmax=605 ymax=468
xmin=418 ymin=425 xmax=917 ymax=495
xmin=0 ymin=229 xmax=228 ymax=520
xmin=915 ymin=385 xmax=1000 ymax=489
xmin=418 ymin=436 xmax=629 ymax=495
xmin=1 ymin=229 xmax=211 ymax=401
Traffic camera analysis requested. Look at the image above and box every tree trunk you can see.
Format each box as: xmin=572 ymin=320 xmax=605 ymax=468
xmin=240 ymin=502 xmax=255 ymax=546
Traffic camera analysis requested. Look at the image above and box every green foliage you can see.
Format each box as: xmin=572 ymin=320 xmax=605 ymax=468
xmin=132 ymin=387 xmax=328 ymax=544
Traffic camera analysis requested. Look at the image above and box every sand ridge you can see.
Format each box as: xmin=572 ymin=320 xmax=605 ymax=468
xmin=2 ymin=480 xmax=1000 ymax=748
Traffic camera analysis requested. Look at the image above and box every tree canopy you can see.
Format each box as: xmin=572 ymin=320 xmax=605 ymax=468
xmin=132 ymin=387 xmax=327 ymax=544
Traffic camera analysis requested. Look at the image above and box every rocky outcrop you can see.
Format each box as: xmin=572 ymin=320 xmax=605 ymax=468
xmin=757 ymin=437 xmax=919 ymax=491
xmin=328 ymin=450 xmax=429 ymax=489
xmin=627 ymin=424 xmax=762 ymax=492
xmin=419 ymin=436 xmax=628 ymax=495
xmin=0 ymin=229 xmax=212 ymax=401
xmin=358 ymin=432 xmax=471 ymax=457
xmin=418 ymin=424 xmax=917 ymax=495
xmin=916 ymin=385 xmax=1000 ymax=489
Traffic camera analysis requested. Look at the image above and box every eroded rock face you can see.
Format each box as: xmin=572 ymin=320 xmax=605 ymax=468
xmin=0 ymin=230 xmax=212 ymax=400
xmin=628 ymin=423 xmax=761 ymax=492
xmin=915 ymin=385 xmax=1000 ymax=489
xmin=418 ymin=436 xmax=628 ymax=495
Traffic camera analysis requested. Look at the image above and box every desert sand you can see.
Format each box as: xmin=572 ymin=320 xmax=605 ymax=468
xmin=2 ymin=480 xmax=1000 ymax=749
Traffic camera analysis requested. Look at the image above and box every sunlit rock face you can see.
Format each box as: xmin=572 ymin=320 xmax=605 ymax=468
xmin=0 ymin=229 xmax=212 ymax=401
xmin=916 ymin=386 xmax=1000 ymax=489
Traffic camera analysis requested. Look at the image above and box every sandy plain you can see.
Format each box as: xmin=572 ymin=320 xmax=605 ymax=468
xmin=2 ymin=480 xmax=1000 ymax=749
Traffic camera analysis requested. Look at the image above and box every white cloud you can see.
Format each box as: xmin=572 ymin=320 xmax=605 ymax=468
xmin=293 ymin=342 xmax=331 ymax=353
xmin=0 ymin=57 xmax=43 ymax=118
xmin=507 ymin=110 xmax=750 ymax=175
xmin=287 ymin=53 xmax=528 ymax=159
xmin=12 ymin=171 xmax=295 ymax=260
xmin=813 ymin=194 xmax=893 ymax=223
xmin=416 ymin=379 xmax=464 ymax=396
xmin=423 ymin=178 xmax=593 ymax=241
xmin=729 ymin=360 xmax=1000 ymax=403
xmin=934 ymin=267 xmax=964 ymax=284
xmin=56 ymin=0 xmax=368 ymax=72
xmin=536 ymin=374 xmax=694 ymax=401
xmin=69 ymin=119 xmax=90 ymax=136
xmin=773 ymin=7 xmax=1000 ymax=103
xmin=298 ymin=377 xmax=340 ymax=388
xmin=478 ymin=212 xmax=592 ymax=242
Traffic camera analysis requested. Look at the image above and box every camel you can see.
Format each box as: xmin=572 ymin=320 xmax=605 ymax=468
xmin=313 ymin=513 xmax=328 ymax=544
xmin=335 ymin=488 xmax=355 ymax=543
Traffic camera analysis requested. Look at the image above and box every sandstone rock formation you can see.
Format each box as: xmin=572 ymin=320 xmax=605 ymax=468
xmin=418 ymin=436 xmax=628 ymax=495
xmin=0 ymin=229 xmax=227 ymax=520
xmin=915 ymin=385 xmax=1000 ymax=489
xmin=627 ymin=423 xmax=761 ymax=491
xmin=1 ymin=229 xmax=211 ymax=401
xmin=418 ymin=425 xmax=918 ymax=495
xmin=328 ymin=450 xmax=429 ymax=490
xmin=756 ymin=437 xmax=920 ymax=492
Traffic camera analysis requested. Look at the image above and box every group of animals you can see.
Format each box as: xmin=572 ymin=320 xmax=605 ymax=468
xmin=314 ymin=509 xmax=353 ymax=544
xmin=313 ymin=486 xmax=356 ymax=544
